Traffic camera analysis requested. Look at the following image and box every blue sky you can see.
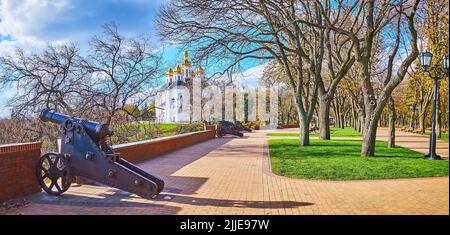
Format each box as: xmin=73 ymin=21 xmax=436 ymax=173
xmin=0 ymin=0 xmax=166 ymax=50
xmin=0 ymin=0 xmax=265 ymax=118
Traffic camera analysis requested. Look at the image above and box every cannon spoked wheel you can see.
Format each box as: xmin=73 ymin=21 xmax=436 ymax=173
xmin=36 ymin=152 xmax=71 ymax=196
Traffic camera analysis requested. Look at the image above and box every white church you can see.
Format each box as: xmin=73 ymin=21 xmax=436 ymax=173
xmin=155 ymin=51 xmax=206 ymax=123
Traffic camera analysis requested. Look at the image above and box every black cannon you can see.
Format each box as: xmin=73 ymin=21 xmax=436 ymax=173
xmin=36 ymin=109 xmax=164 ymax=198
xmin=216 ymin=121 xmax=244 ymax=137
xmin=235 ymin=121 xmax=252 ymax=132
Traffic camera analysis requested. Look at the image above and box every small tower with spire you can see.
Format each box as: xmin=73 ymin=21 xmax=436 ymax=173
xmin=174 ymin=65 xmax=183 ymax=82
xmin=195 ymin=66 xmax=205 ymax=81
xmin=165 ymin=68 xmax=173 ymax=84
xmin=157 ymin=51 xmax=207 ymax=123
xmin=182 ymin=51 xmax=192 ymax=81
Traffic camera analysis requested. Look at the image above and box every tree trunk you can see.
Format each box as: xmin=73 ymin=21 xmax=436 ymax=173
xmin=419 ymin=113 xmax=426 ymax=133
xmin=361 ymin=116 xmax=378 ymax=157
xmin=334 ymin=101 xmax=340 ymax=129
xmin=351 ymin=103 xmax=358 ymax=130
xmin=409 ymin=110 xmax=414 ymax=129
xmin=351 ymin=112 xmax=355 ymax=129
xmin=318 ymin=98 xmax=331 ymax=140
xmin=333 ymin=104 xmax=337 ymax=128
xmin=388 ymin=97 xmax=396 ymax=148
xmin=358 ymin=113 xmax=364 ymax=133
xmin=299 ymin=118 xmax=310 ymax=146
xmin=361 ymin=94 xmax=380 ymax=157
xmin=106 ymin=115 xmax=113 ymax=126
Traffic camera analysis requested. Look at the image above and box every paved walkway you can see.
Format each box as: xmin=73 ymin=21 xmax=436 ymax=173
xmin=4 ymin=129 xmax=449 ymax=215
xmin=377 ymin=127 xmax=448 ymax=158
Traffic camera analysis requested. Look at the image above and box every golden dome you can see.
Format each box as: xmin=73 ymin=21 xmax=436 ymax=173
xmin=196 ymin=66 xmax=205 ymax=74
xmin=174 ymin=65 xmax=182 ymax=74
xmin=165 ymin=68 xmax=173 ymax=77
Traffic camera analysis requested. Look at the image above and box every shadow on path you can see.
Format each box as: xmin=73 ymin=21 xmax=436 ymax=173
xmin=156 ymin=193 xmax=313 ymax=209
xmin=25 ymin=189 xmax=313 ymax=210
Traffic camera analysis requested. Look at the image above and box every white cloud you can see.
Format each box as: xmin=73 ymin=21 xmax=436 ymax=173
xmin=0 ymin=0 xmax=71 ymax=54
xmin=0 ymin=0 xmax=72 ymax=115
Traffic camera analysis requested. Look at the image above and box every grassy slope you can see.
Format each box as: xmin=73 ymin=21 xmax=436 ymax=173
xmin=111 ymin=122 xmax=204 ymax=143
xmin=267 ymin=127 xmax=362 ymax=137
xmin=269 ymin=139 xmax=449 ymax=180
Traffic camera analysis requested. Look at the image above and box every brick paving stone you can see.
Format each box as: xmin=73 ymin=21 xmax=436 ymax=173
xmin=4 ymin=129 xmax=449 ymax=215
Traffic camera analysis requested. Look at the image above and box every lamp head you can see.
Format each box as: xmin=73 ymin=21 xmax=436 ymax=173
xmin=443 ymin=55 xmax=449 ymax=75
xmin=420 ymin=51 xmax=433 ymax=70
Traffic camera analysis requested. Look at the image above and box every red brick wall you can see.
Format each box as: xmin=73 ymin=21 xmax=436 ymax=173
xmin=0 ymin=129 xmax=216 ymax=202
xmin=0 ymin=142 xmax=42 ymax=202
xmin=114 ymin=129 xmax=216 ymax=163
xmin=205 ymin=125 xmax=217 ymax=132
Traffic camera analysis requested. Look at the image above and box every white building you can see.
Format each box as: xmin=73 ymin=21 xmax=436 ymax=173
xmin=155 ymin=51 xmax=206 ymax=123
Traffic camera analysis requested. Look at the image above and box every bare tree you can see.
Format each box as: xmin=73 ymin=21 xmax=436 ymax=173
xmin=302 ymin=0 xmax=421 ymax=156
xmin=158 ymin=0 xmax=337 ymax=146
xmin=0 ymin=118 xmax=42 ymax=145
xmin=343 ymin=67 xmax=365 ymax=133
xmin=0 ymin=24 xmax=162 ymax=147
xmin=313 ymin=1 xmax=357 ymax=140
xmin=82 ymin=23 xmax=161 ymax=126
xmin=0 ymin=44 xmax=90 ymax=147
xmin=0 ymin=44 xmax=89 ymax=116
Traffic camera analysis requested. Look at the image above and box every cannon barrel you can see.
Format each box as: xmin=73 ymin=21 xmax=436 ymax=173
xmin=39 ymin=109 xmax=113 ymax=141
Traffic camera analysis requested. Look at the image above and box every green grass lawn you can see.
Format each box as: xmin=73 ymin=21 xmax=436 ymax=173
xmin=269 ymin=139 xmax=449 ymax=180
xmin=111 ymin=122 xmax=204 ymax=144
xmin=124 ymin=122 xmax=204 ymax=136
xmin=267 ymin=127 xmax=362 ymax=137
xmin=153 ymin=123 xmax=181 ymax=136
xmin=424 ymin=132 xmax=449 ymax=142
xmin=441 ymin=134 xmax=449 ymax=142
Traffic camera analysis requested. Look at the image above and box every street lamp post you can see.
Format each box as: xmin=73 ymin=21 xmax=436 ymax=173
xmin=419 ymin=51 xmax=449 ymax=160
